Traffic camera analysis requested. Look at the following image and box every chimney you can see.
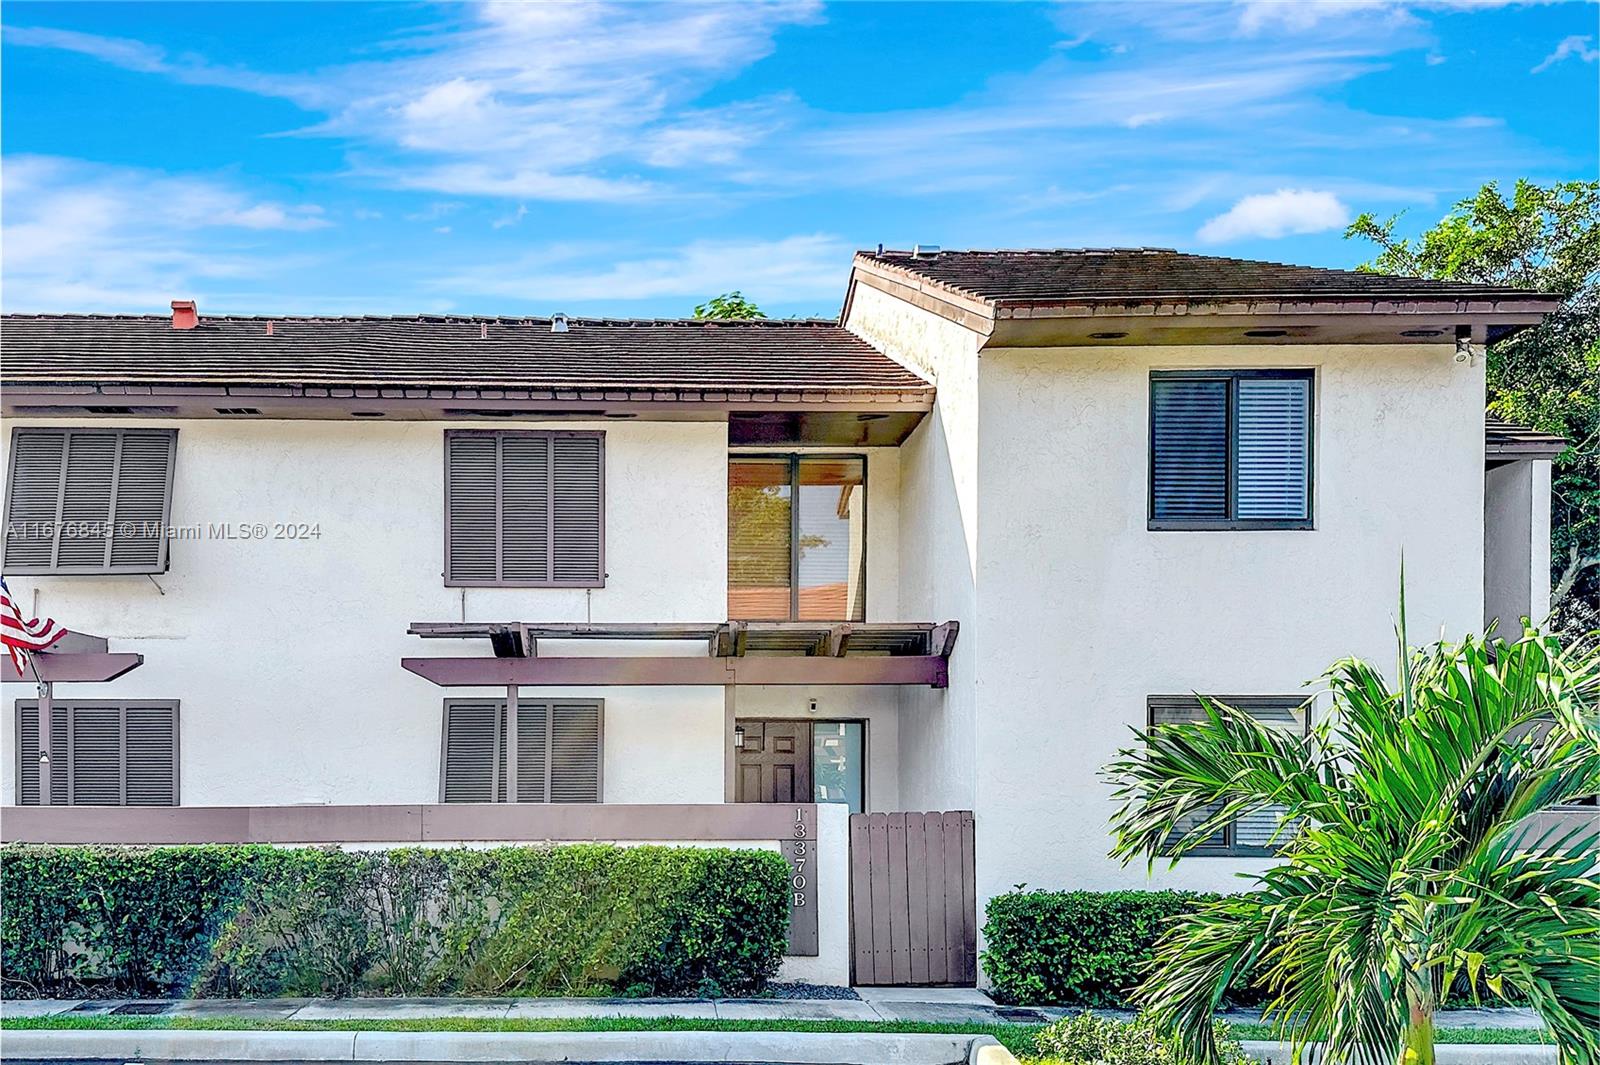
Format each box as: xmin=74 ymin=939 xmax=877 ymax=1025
xmin=171 ymin=300 xmax=198 ymax=330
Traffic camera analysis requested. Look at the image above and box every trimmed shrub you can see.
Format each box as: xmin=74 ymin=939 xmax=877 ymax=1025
xmin=984 ymin=887 xmax=1505 ymax=1010
xmin=983 ymin=889 xmax=1238 ymax=1007
xmin=0 ymin=844 xmax=789 ymax=999
xmin=1027 ymin=1011 xmax=1252 ymax=1065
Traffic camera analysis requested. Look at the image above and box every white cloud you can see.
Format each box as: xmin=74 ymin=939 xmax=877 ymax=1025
xmin=492 ymin=204 xmax=529 ymax=230
xmin=7 ymin=2 xmax=820 ymax=203
xmin=1532 ymin=35 xmax=1599 ymax=73
xmin=1197 ymin=188 xmax=1351 ymax=242
xmin=2 ymin=155 xmax=328 ymax=312
xmin=1236 ymin=0 xmax=1401 ymax=35
xmin=430 ymin=234 xmax=848 ymax=305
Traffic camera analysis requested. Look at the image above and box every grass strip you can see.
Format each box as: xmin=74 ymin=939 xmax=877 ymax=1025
xmin=0 ymin=1014 xmax=1553 ymax=1051
xmin=1228 ymin=1022 xmax=1551 ymax=1045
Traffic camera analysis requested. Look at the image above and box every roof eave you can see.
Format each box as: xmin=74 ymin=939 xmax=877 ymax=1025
xmin=990 ymin=294 xmax=1563 ymax=319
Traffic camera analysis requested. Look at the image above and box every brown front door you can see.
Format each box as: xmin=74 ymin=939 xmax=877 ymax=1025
xmin=736 ymin=720 xmax=813 ymax=803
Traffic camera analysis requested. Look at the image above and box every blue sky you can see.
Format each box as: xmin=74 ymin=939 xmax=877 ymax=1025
xmin=3 ymin=1 xmax=1596 ymax=318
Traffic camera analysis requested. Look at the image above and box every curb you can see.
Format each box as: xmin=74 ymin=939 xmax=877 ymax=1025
xmin=968 ymin=1034 xmax=1020 ymax=1065
xmin=1242 ymin=1040 xmax=1557 ymax=1064
xmin=0 ymin=1028 xmax=999 ymax=1064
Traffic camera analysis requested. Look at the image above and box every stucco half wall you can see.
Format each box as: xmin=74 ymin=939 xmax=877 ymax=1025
xmin=0 ymin=417 xmax=730 ymax=807
xmin=971 ymin=342 xmax=1486 ymax=900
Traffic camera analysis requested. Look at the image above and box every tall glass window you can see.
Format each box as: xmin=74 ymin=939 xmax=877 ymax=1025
xmin=812 ymin=721 xmax=865 ymax=813
xmin=729 ymin=456 xmax=866 ymax=621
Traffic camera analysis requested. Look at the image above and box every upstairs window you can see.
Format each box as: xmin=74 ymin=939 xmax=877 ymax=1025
xmin=15 ymin=700 xmax=180 ymax=806
xmin=444 ymin=430 xmax=604 ymax=587
xmin=729 ymin=455 xmax=866 ymax=621
xmin=3 ymin=428 xmax=178 ymax=574
xmin=1147 ymin=694 xmax=1310 ymax=856
xmin=1149 ymin=370 xmax=1312 ymax=530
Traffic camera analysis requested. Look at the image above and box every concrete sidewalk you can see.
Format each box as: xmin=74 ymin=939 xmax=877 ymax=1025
xmin=0 ymin=989 xmax=1545 ymax=1030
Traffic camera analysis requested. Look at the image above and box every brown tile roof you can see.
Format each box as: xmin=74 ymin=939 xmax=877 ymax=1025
xmin=0 ymin=314 xmax=931 ymax=396
xmin=1485 ymin=415 xmax=1568 ymax=459
xmin=860 ymin=248 xmax=1557 ymax=304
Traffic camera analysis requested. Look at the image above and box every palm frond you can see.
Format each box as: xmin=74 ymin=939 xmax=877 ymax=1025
xmin=1109 ymin=597 xmax=1600 ymax=1065
xmin=1105 ymin=698 xmax=1343 ymax=866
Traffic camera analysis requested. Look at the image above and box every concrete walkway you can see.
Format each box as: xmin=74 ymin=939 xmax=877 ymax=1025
xmin=0 ymin=990 xmax=1545 ymax=1030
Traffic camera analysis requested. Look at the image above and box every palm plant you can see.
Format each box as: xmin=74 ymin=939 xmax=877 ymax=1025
xmin=1105 ymin=605 xmax=1600 ymax=1065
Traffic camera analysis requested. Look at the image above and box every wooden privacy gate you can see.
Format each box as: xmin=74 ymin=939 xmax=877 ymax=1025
xmin=849 ymin=811 xmax=977 ymax=986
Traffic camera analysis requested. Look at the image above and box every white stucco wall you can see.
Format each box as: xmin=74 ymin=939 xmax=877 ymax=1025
xmin=972 ymin=342 xmax=1487 ymax=899
xmin=1484 ymin=458 xmax=1553 ymax=633
xmin=844 ymin=281 xmax=983 ymax=814
xmin=0 ymin=417 xmax=730 ymax=807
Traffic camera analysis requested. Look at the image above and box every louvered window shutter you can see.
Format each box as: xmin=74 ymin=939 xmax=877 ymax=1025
xmin=70 ymin=705 xmax=123 ymax=805
xmin=441 ymin=700 xmax=499 ymax=802
xmin=445 ymin=435 xmax=500 ymax=583
xmin=499 ymin=435 xmax=551 ymax=583
xmin=3 ymin=431 xmax=67 ymax=570
xmin=549 ymin=701 xmax=602 ymax=802
xmin=3 ymin=428 xmax=175 ymax=574
xmin=1149 ymin=695 xmax=1308 ymax=854
xmin=445 ymin=432 xmax=602 ymax=586
xmin=1150 ymin=379 xmax=1228 ymax=521
xmin=440 ymin=699 xmax=599 ymax=803
xmin=1235 ymin=378 xmax=1310 ymax=520
xmin=125 ymin=705 xmax=179 ymax=805
xmin=111 ymin=433 xmax=180 ymax=569
xmin=16 ymin=702 xmax=69 ymax=805
xmin=14 ymin=702 xmax=177 ymax=806
xmin=552 ymin=437 xmax=603 ymax=584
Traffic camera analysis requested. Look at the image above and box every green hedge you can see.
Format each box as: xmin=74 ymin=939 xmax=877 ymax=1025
xmin=984 ymin=888 xmax=1506 ymax=1009
xmin=0 ymin=844 xmax=790 ymax=999
xmin=982 ymin=889 xmax=1249 ymax=1007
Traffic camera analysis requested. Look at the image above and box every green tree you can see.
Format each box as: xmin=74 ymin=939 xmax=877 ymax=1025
xmin=692 ymin=292 xmax=766 ymax=320
xmin=1346 ymin=180 xmax=1600 ymax=634
xmin=1105 ymin=610 xmax=1600 ymax=1065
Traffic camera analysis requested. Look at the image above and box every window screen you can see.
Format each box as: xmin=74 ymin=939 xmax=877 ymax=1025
xmin=440 ymin=699 xmax=602 ymax=802
xmin=4 ymin=428 xmax=177 ymax=574
xmin=1150 ymin=371 xmax=1311 ymax=528
xmin=15 ymin=701 xmax=179 ymax=805
xmin=1147 ymin=694 xmax=1310 ymax=856
xmin=445 ymin=431 xmax=603 ymax=586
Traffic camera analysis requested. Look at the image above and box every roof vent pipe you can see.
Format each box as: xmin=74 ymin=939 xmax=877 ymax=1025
xmin=551 ymin=313 xmax=569 ymax=333
xmin=171 ymin=300 xmax=198 ymax=330
xmin=912 ymin=244 xmax=940 ymax=258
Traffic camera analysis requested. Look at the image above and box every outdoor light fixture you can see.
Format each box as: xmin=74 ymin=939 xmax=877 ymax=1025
xmin=733 ymin=727 xmax=745 ymax=748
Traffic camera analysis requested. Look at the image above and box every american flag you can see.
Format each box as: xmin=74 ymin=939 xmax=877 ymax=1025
xmin=1 ymin=578 xmax=67 ymax=675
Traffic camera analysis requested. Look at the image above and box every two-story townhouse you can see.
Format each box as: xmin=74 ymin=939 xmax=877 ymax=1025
xmin=0 ymin=248 xmax=1570 ymax=986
